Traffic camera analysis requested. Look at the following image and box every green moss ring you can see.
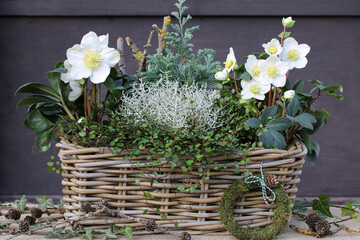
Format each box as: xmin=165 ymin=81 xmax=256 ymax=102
xmin=219 ymin=179 xmax=290 ymax=240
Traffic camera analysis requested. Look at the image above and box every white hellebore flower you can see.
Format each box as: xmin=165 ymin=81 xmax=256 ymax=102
xmin=258 ymin=55 xmax=289 ymax=87
xmin=279 ymin=37 xmax=310 ymax=70
xmin=284 ymin=90 xmax=296 ymax=100
xmin=66 ymin=31 xmax=120 ymax=84
xmin=224 ymin=47 xmax=237 ymax=72
xmin=282 ymin=17 xmax=295 ymax=28
xmin=60 ymin=60 xmax=84 ymax=102
xmin=262 ymin=38 xmax=283 ymax=56
xmin=245 ymin=55 xmax=263 ymax=82
xmin=214 ymin=70 xmax=229 ymax=81
xmin=241 ymin=80 xmax=270 ymax=100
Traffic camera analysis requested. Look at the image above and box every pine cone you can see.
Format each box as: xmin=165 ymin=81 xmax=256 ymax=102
xmin=180 ymin=232 xmax=191 ymax=240
xmin=19 ymin=221 xmax=30 ymax=232
xmin=305 ymin=212 xmax=322 ymax=231
xmin=145 ymin=219 xmax=157 ymax=232
xmin=315 ymin=218 xmax=331 ymax=236
xmin=24 ymin=215 xmax=36 ymax=226
xmin=100 ymin=199 xmax=111 ymax=209
xmin=264 ymin=174 xmax=279 ymax=188
xmin=31 ymin=207 xmax=43 ymax=218
xmin=5 ymin=209 xmax=21 ymax=220
xmin=80 ymin=201 xmax=93 ymax=213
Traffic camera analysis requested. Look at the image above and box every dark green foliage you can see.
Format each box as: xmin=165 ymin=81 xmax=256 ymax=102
xmin=219 ymin=178 xmax=290 ymax=240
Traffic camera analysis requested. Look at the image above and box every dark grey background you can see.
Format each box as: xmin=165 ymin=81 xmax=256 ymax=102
xmin=0 ymin=0 xmax=359 ymax=201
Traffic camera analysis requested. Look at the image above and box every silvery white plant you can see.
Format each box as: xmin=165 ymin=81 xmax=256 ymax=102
xmin=120 ymin=78 xmax=222 ymax=129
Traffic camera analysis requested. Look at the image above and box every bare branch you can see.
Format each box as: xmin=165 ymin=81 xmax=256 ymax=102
xmin=117 ymin=37 xmax=126 ymax=74
xmin=125 ymin=37 xmax=143 ymax=66
xmin=153 ymin=16 xmax=171 ymax=55
xmin=138 ymin=30 xmax=155 ymax=72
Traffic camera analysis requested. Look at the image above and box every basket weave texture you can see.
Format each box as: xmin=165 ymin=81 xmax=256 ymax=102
xmin=57 ymin=140 xmax=306 ymax=235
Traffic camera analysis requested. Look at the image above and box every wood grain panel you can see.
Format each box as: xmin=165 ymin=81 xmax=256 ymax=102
xmin=0 ymin=16 xmax=358 ymax=199
xmin=0 ymin=0 xmax=359 ymax=16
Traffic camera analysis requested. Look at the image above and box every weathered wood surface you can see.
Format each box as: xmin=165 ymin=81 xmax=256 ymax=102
xmin=0 ymin=0 xmax=359 ymax=16
xmin=0 ymin=11 xmax=359 ymax=200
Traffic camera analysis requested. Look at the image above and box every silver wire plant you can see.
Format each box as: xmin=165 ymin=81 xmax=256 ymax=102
xmin=120 ymin=77 xmax=223 ymax=129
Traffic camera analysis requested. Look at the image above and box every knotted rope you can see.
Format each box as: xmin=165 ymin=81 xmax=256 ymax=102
xmin=244 ymin=161 xmax=276 ymax=205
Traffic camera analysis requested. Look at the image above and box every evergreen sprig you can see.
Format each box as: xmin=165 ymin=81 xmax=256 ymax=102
xmin=139 ymin=0 xmax=219 ymax=85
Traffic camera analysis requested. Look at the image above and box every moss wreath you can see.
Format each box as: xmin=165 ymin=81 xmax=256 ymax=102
xmin=219 ymin=178 xmax=290 ymax=240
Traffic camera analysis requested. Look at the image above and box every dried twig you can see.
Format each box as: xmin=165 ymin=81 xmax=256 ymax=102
xmin=125 ymin=37 xmax=143 ymax=66
xmin=138 ymin=30 xmax=155 ymax=72
xmin=117 ymin=37 xmax=126 ymax=74
xmin=152 ymin=16 xmax=171 ymax=55
xmin=94 ymin=201 xmax=185 ymax=239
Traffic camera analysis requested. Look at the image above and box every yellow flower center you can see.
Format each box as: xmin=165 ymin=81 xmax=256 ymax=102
xmin=266 ymin=65 xmax=279 ymax=78
xmin=249 ymin=83 xmax=261 ymax=94
xmin=287 ymin=48 xmax=300 ymax=61
xmin=83 ymin=50 xmax=102 ymax=69
xmin=225 ymin=59 xmax=233 ymax=69
xmin=252 ymin=64 xmax=260 ymax=77
xmin=269 ymin=46 xmax=277 ymax=54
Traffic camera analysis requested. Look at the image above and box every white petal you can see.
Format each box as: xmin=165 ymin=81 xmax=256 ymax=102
xmin=215 ymin=70 xmax=228 ymax=81
xmin=254 ymin=93 xmax=265 ymax=100
xmin=284 ymin=59 xmax=296 ymax=70
xmin=60 ymin=72 xmax=73 ymax=83
xmin=295 ymin=57 xmax=308 ymax=69
xmin=258 ymin=72 xmax=273 ymax=85
xmin=242 ymin=91 xmax=253 ymax=99
xmin=259 ymin=84 xmax=271 ymax=94
xmin=70 ymin=63 xmax=92 ymax=79
xmin=99 ymin=34 xmax=109 ymax=46
xmin=67 ymin=44 xmax=86 ymax=65
xmin=276 ymin=61 xmax=289 ymax=75
xmin=100 ymin=47 xmax=120 ymax=67
xmin=283 ymin=37 xmax=298 ymax=49
xmin=241 ymin=80 xmax=250 ymax=89
xmin=68 ymin=81 xmax=83 ymax=102
xmin=298 ymin=44 xmax=310 ymax=57
xmin=272 ymin=75 xmax=286 ymax=87
xmin=89 ymin=63 xmax=110 ymax=84
xmin=81 ymin=31 xmax=101 ymax=50
xmin=266 ymin=55 xmax=281 ymax=65
xmin=258 ymin=59 xmax=268 ymax=72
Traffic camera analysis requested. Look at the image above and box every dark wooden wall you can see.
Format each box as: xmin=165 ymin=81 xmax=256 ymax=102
xmin=0 ymin=0 xmax=359 ymax=201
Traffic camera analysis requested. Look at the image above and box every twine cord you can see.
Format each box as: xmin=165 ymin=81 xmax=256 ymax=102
xmin=244 ymin=161 xmax=276 ymax=206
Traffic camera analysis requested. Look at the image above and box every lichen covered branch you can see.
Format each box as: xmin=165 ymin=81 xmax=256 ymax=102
xmin=152 ymin=16 xmax=171 ymax=55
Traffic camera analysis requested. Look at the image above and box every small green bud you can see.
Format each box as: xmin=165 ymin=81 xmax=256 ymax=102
xmin=282 ymin=17 xmax=295 ymax=28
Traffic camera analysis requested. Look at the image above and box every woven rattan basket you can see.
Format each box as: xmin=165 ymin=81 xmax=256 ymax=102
xmin=56 ymin=140 xmax=307 ymax=235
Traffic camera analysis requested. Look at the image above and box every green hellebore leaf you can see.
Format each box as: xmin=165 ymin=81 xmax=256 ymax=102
xmin=28 ymin=110 xmax=53 ymax=132
xmin=36 ymin=130 xmax=52 ymax=152
xmin=287 ymin=97 xmax=300 ymax=117
xmin=267 ymin=117 xmax=292 ymax=131
xmin=245 ymin=118 xmax=261 ymax=128
xmin=15 ymin=82 xmax=60 ymax=99
xmin=278 ymin=31 xmax=291 ymax=38
xmin=261 ymin=106 xmax=277 ymax=124
xmin=294 ymin=113 xmax=317 ymax=130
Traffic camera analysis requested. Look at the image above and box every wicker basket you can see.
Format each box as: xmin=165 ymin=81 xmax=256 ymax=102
xmin=56 ymin=140 xmax=306 ymax=235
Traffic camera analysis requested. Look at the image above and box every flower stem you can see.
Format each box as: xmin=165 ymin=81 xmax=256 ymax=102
xmin=84 ymin=79 xmax=88 ymax=117
xmin=281 ymin=25 xmax=287 ymax=46
xmin=96 ymin=84 xmax=101 ymax=123
xmin=272 ymin=87 xmax=277 ymax=106
xmin=304 ymin=89 xmax=321 ymax=113
xmin=268 ymin=85 xmax=272 ymax=106
xmin=92 ymin=83 xmax=96 ymax=120
xmin=233 ymin=71 xmax=239 ymax=95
